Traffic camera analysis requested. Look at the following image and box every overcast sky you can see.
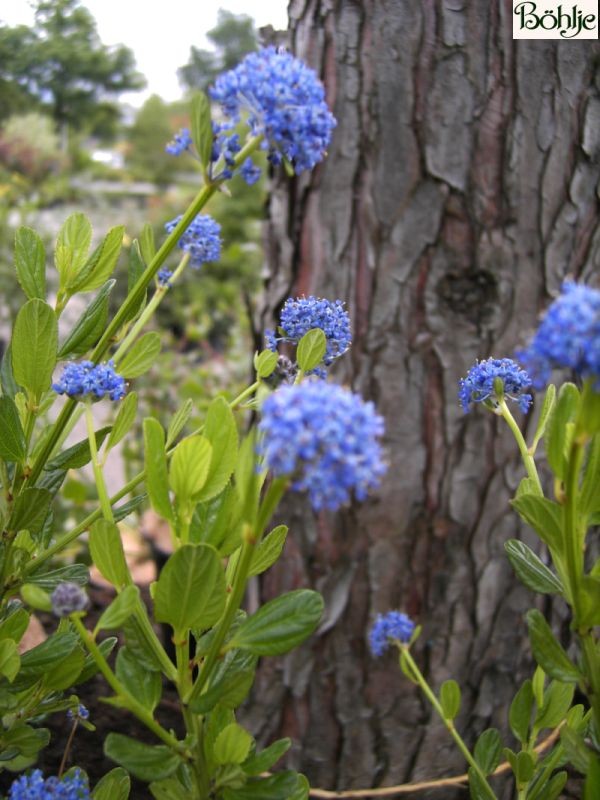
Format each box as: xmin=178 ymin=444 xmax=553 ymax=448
xmin=1 ymin=0 xmax=289 ymax=106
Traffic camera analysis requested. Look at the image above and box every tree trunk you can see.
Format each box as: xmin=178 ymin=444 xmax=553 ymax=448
xmin=243 ymin=2 xmax=600 ymax=796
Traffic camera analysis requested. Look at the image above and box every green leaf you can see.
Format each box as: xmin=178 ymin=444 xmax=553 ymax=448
xmin=2 ymin=724 xmax=50 ymax=758
xmin=143 ymin=418 xmax=174 ymax=523
xmin=249 ymin=525 xmax=288 ymax=577
xmin=45 ymin=426 xmax=112 ymax=471
xmin=510 ymin=494 xmax=563 ymax=552
xmin=26 ymin=563 xmax=89 ymax=590
xmin=77 ymin=636 xmax=117 ymax=685
xmin=139 ymin=224 xmax=155 ymax=266
xmin=15 ymin=226 xmax=46 ymax=300
xmin=11 ymin=299 xmax=58 ymax=401
xmin=154 ymin=544 xmax=226 ymax=635
xmin=89 ymin=519 xmax=130 ymax=589
xmin=166 ymin=398 xmax=193 ymax=447
xmin=581 ymin=433 xmax=600 ymax=515
xmin=43 ymin=647 xmax=85 ymax=691
xmin=122 ymin=239 xmax=146 ymax=323
xmin=529 ymin=771 xmax=568 ymax=800
xmin=534 ymin=680 xmax=574 ymax=731
xmin=70 ymin=226 xmax=124 ymax=292
xmin=189 ymin=649 xmax=256 ymax=714
xmin=149 ymin=776 xmax=191 ymax=800
xmin=222 ymin=772 xmax=308 ymax=800
xmin=296 ymin=328 xmax=326 ymax=372
xmin=8 ymin=488 xmax=52 ymax=535
xmin=509 ymin=679 xmax=533 ymax=744
xmin=515 ymin=476 xmax=543 ymax=499
xmin=580 ymin=575 xmax=600 ymax=627
xmin=1 ymin=345 xmax=19 ymax=399
xmin=531 ymin=384 xmax=556 ymax=453
xmin=105 ymin=392 xmax=138 ymax=454
xmin=0 ymin=639 xmax=20 ymax=682
xmin=20 ymin=584 xmax=52 ymax=612
xmin=467 ymin=767 xmax=496 ymax=800
xmin=439 ymin=679 xmax=461 ymax=721
xmin=169 ymin=435 xmax=212 ymax=502
xmin=97 ymin=585 xmax=140 ymax=631
xmin=228 ymin=590 xmax=324 ymax=656
xmin=584 ymin=756 xmax=600 ymax=799
xmin=0 ymin=396 xmax=26 ymax=462
xmin=58 ymin=280 xmax=115 ymax=358
xmin=473 ymin=728 xmax=502 ymax=776
xmin=546 ymin=382 xmax=580 ymax=481
xmin=515 ymin=751 xmax=535 ymax=784
xmin=104 ymin=734 xmax=181 ymax=782
xmin=117 ymin=332 xmax=161 ymax=379
xmin=55 ymin=213 xmax=92 ymax=288
xmin=242 ymin=738 xmax=291 ymax=776
xmin=526 ymin=609 xmax=581 ymax=683
xmin=504 ymin=539 xmax=563 ymax=595
xmin=191 ymin=92 xmax=213 ymax=168
xmin=116 ymin=648 xmax=161 ymax=713
xmin=0 ymin=608 xmax=30 ymax=643
xmin=195 ymin=398 xmax=238 ymax=502
xmin=18 ymin=632 xmax=78 ymax=678
xmin=92 ymin=767 xmax=131 ymax=800
xmin=254 ymin=350 xmax=278 ymax=378
xmin=560 ymin=725 xmax=592 ymax=774
xmin=214 ymin=723 xmax=254 ymax=766
xmin=578 ymin=379 xmax=600 ymax=436
xmin=532 ymin=665 xmax=545 ymax=708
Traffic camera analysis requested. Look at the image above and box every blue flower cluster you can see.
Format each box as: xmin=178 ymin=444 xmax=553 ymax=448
xmin=459 ymin=358 xmax=532 ymax=413
xmin=517 ymin=282 xmax=600 ymax=389
xmin=164 ymin=214 xmax=222 ymax=268
xmin=210 ymin=46 xmax=337 ymax=175
xmin=67 ymin=704 xmax=89 ymax=721
xmin=369 ymin=611 xmax=415 ymax=656
xmin=157 ymin=267 xmax=173 ymax=287
xmin=257 ymin=382 xmax=386 ymax=511
xmin=266 ymin=296 xmax=352 ymax=368
xmin=51 ymin=582 xmax=89 ymax=617
xmin=165 ymin=127 xmax=192 ymax=156
xmin=52 ymin=361 xmax=126 ymax=402
xmin=9 ymin=769 xmax=89 ymax=799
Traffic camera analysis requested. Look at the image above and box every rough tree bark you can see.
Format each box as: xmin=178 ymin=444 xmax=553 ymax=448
xmin=242 ymin=2 xmax=600 ymax=796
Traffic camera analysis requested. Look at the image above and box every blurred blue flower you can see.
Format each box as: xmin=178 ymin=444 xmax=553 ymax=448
xmin=157 ymin=267 xmax=173 ymax=287
xmin=53 ymin=361 xmax=126 ymax=402
xmin=67 ymin=704 xmax=90 ymax=721
xmin=210 ymin=46 xmax=337 ymax=174
xmin=258 ymin=382 xmax=386 ymax=511
xmin=459 ymin=358 xmax=532 ymax=413
xmin=239 ymin=157 xmax=261 ymax=185
xmin=9 ymin=769 xmax=89 ymax=799
xmin=369 ymin=611 xmax=415 ymax=656
xmin=164 ymin=214 xmax=221 ymax=268
xmin=51 ymin=583 xmax=88 ymax=618
xmin=517 ymin=282 xmax=600 ymax=389
xmin=165 ymin=128 xmax=192 ymax=156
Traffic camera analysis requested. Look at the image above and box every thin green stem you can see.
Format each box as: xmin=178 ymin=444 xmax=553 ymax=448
xmin=498 ymin=400 xmax=542 ymax=494
xmin=564 ymin=439 xmax=585 ymax=625
xmin=84 ymin=402 xmax=114 ymax=523
xmin=71 ymin=615 xmax=188 ymax=756
xmin=229 ymin=380 xmax=260 ymax=409
xmin=400 ymin=647 xmax=497 ymax=798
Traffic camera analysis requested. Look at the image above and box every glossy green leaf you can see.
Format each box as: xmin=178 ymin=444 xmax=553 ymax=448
xmin=560 ymin=725 xmax=591 ymax=774
xmin=122 ymin=239 xmax=146 ymax=323
xmin=89 ymin=519 xmax=130 ymax=589
xmin=118 ymin=331 xmax=161 ymax=379
xmin=296 ymin=329 xmax=326 ymax=372
xmin=92 ymin=767 xmax=131 ymax=800
xmin=143 ymin=418 xmax=174 ymax=523
xmin=529 ymin=770 xmax=568 ymax=800
xmin=8 ymin=488 xmax=52 ymax=535
xmin=189 ymin=649 xmax=256 ymax=714
xmin=254 ymin=350 xmax=278 ymax=378
xmin=581 ymin=433 xmax=600 ymax=515
xmin=439 ymin=679 xmax=461 ymax=721
xmin=504 ymin=539 xmax=563 ymax=595
xmin=473 ymin=728 xmax=502 ymax=776
xmin=104 ymin=734 xmax=181 ymax=782
xmin=526 ymin=609 xmax=580 ymax=683
xmin=58 ymin=280 xmax=115 ymax=358
xmin=20 ymin=584 xmax=52 ymax=612
xmin=26 ymin=563 xmax=89 ymax=590
xmin=531 ymin=384 xmax=556 ymax=453
xmin=510 ymin=494 xmax=563 ymax=552
xmin=105 ymin=392 xmax=138 ymax=454
xmin=0 ymin=639 xmax=20 ymax=683
xmin=509 ymin=679 xmax=533 ymax=744
xmin=97 ymin=585 xmax=140 ymax=631
xmin=139 ymin=224 xmax=155 ymax=266
xmin=166 ymin=398 xmax=193 ymax=447
xmin=195 ymin=398 xmax=238 ymax=502
xmin=228 ymin=590 xmax=323 ymax=656
xmin=534 ymin=680 xmax=574 ymax=731
xmin=116 ymin=648 xmax=161 ymax=713
xmin=11 ymin=299 xmax=58 ymax=401
xmin=242 ymin=738 xmax=291 ymax=776
xmin=149 ymin=776 xmax=190 ymax=800
xmin=15 ymin=226 xmax=46 ymax=300
xmin=546 ymin=382 xmax=579 ymax=481
xmin=43 ymin=647 xmax=85 ymax=691
xmin=0 ymin=608 xmax=30 ymax=644
xmin=2 ymin=724 xmax=50 ymax=758
xmin=0 ymin=396 xmax=26 ymax=462
xmin=169 ymin=435 xmax=212 ymax=502
xmin=70 ymin=225 xmax=124 ymax=292
xmin=45 ymin=426 xmax=112 ymax=471
xmin=223 ymin=772 xmax=309 ymax=800
xmin=55 ymin=213 xmax=92 ymax=287
xmin=191 ymin=92 xmax=213 ymax=168
xmin=249 ymin=525 xmax=288 ymax=577
xmin=214 ymin=723 xmax=254 ymax=766
xmin=467 ymin=767 xmax=496 ymax=800
xmin=154 ymin=544 xmax=226 ymax=634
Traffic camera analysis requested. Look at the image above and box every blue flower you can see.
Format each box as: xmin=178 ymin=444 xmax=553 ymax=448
xmin=164 ymin=214 xmax=221 ymax=268
xmin=267 ymin=296 xmax=352 ymax=367
xmin=9 ymin=769 xmax=89 ymax=799
xmin=67 ymin=704 xmax=89 ymax=721
xmin=239 ymin=157 xmax=261 ymax=185
xmin=517 ymin=282 xmax=600 ymax=389
xmin=51 ymin=583 xmax=89 ymax=617
xmin=257 ymin=382 xmax=386 ymax=511
xmin=157 ymin=267 xmax=173 ymax=287
xmin=459 ymin=358 xmax=532 ymax=413
xmin=165 ymin=128 xmax=192 ymax=156
xmin=53 ymin=361 xmax=126 ymax=401
xmin=369 ymin=611 xmax=416 ymax=656
xmin=210 ymin=46 xmax=337 ymax=175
